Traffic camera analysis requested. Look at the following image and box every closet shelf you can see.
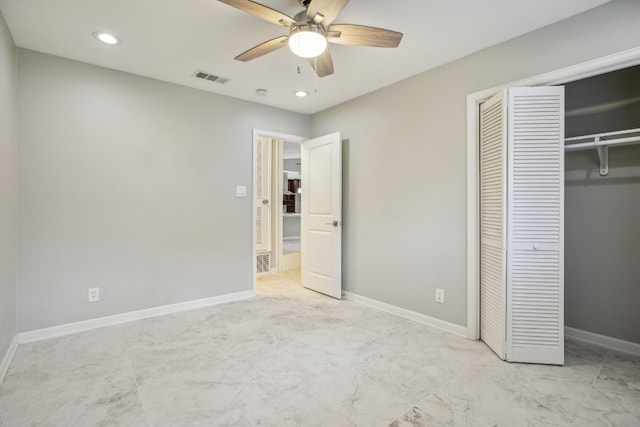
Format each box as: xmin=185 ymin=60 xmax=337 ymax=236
xmin=565 ymin=127 xmax=640 ymax=176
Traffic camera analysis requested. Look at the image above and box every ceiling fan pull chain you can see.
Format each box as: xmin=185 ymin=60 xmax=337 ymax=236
xmin=314 ymin=56 xmax=318 ymax=93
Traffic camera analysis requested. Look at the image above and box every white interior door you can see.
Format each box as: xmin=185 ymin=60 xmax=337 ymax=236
xmin=479 ymin=90 xmax=508 ymax=360
xmin=256 ymin=137 xmax=272 ymax=253
xmin=506 ymin=86 xmax=564 ymax=365
xmin=301 ymin=132 xmax=342 ymax=299
xmin=479 ymin=87 xmax=565 ymax=365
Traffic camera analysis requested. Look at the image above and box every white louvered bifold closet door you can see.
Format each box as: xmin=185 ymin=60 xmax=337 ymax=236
xmin=506 ymin=87 xmax=564 ymax=365
xmin=479 ymin=91 xmax=508 ymax=360
xmin=256 ymin=137 xmax=272 ymax=253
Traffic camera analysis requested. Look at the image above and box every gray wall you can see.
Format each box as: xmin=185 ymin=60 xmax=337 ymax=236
xmin=283 ymin=159 xmax=301 ymax=173
xmin=565 ymin=67 xmax=640 ymax=344
xmin=310 ymin=0 xmax=640 ymax=328
xmin=566 ymin=65 xmax=640 ymax=138
xmin=283 ymin=216 xmax=301 ymax=240
xmin=17 ymin=50 xmax=309 ymax=332
xmin=0 ymin=11 xmax=17 ymax=359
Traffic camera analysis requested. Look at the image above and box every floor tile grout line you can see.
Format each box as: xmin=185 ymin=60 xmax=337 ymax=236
xmin=570 ymin=349 xmax=609 ymax=425
xmin=387 ymin=390 xmax=430 ymax=426
xmin=0 ymin=344 xmax=34 ymax=426
xmin=216 ymin=346 xmax=271 ymax=398
xmin=209 ymin=344 xmax=314 ymax=424
xmin=383 ymin=372 xmax=455 ymax=427
xmin=210 ymin=314 xmax=312 ymax=420
xmin=125 ymin=354 xmax=152 ymax=427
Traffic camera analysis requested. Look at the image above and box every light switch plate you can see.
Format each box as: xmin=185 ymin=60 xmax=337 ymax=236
xmin=236 ymin=186 xmax=247 ymax=198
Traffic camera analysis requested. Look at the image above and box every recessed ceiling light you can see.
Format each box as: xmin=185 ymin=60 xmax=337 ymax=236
xmin=294 ymin=90 xmax=309 ymax=98
xmin=256 ymin=89 xmax=269 ymax=96
xmin=93 ymin=31 xmax=120 ymax=45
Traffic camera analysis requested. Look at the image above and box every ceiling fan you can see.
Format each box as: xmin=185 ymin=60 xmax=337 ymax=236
xmin=218 ymin=0 xmax=403 ymax=78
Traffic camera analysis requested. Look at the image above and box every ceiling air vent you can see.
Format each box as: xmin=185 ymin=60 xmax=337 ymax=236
xmin=193 ymin=70 xmax=230 ymax=85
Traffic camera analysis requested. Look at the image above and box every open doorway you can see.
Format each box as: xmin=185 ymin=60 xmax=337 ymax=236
xmin=281 ymin=141 xmax=302 ymax=272
xmin=252 ymin=130 xmax=307 ymax=296
xmin=253 ymin=130 xmax=344 ymax=299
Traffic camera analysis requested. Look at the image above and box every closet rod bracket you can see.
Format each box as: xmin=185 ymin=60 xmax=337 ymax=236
xmin=595 ymin=136 xmax=608 ymax=176
xmin=565 ymin=128 xmax=640 ymax=176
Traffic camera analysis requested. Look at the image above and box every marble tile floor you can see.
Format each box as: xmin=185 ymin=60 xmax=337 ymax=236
xmin=0 ymin=270 xmax=638 ymax=426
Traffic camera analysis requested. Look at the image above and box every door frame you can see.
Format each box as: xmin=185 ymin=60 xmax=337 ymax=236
xmin=252 ymin=129 xmax=307 ymax=295
xmin=466 ymin=47 xmax=640 ymax=340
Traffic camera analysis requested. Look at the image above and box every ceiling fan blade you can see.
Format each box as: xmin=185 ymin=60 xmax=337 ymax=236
xmin=328 ymin=24 xmax=403 ymax=48
xmin=235 ymin=36 xmax=289 ymax=62
xmin=306 ymin=0 xmax=349 ymax=26
xmin=219 ymin=0 xmax=295 ymax=27
xmin=308 ymin=47 xmax=334 ymax=78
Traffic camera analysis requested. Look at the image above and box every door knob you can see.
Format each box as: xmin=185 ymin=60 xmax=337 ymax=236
xmin=262 ymin=199 xmax=269 ymax=205
xmin=325 ymin=221 xmax=339 ymax=227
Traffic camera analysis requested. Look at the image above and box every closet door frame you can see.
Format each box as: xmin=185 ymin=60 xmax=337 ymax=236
xmin=465 ymin=47 xmax=640 ymax=341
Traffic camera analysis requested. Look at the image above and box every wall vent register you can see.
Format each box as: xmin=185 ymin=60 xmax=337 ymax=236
xmin=256 ymin=252 xmax=271 ymax=273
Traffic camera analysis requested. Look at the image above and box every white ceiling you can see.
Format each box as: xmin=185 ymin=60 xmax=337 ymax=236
xmin=0 ymin=0 xmax=609 ymax=115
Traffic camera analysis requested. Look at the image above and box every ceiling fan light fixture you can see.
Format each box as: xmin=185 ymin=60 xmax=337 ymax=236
xmin=288 ymin=25 xmax=327 ymax=58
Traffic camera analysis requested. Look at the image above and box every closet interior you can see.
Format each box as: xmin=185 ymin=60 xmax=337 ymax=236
xmin=563 ymin=65 xmax=640 ymax=346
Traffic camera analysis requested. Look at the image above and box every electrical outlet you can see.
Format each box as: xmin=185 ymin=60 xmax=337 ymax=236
xmin=435 ymin=288 xmax=445 ymax=304
xmin=88 ymin=287 xmax=100 ymax=302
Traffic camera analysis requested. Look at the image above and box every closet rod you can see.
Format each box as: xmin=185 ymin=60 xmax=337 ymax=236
xmin=564 ymin=134 xmax=640 ymax=152
xmin=566 ymin=127 xmax=640 ymax=142
xmin=565 ymin=127 xmax=640 ymax=151
xmin=564 ymin=127 xmax=640 ymax=176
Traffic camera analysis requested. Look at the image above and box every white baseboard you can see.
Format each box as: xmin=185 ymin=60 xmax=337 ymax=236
xmin=0 ymin=335 xmax=19 ymax=384
xmin=565 ymin=327 xmax=640 ymax=357
xmin=19 ymin=290 xmax=255 ymax=344
xmin=343 ymin=292 xmax=467 ymax=338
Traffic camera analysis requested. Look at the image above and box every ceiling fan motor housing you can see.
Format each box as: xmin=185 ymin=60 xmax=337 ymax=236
xmin=293 ymin=10 xmax=312 ymax=26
